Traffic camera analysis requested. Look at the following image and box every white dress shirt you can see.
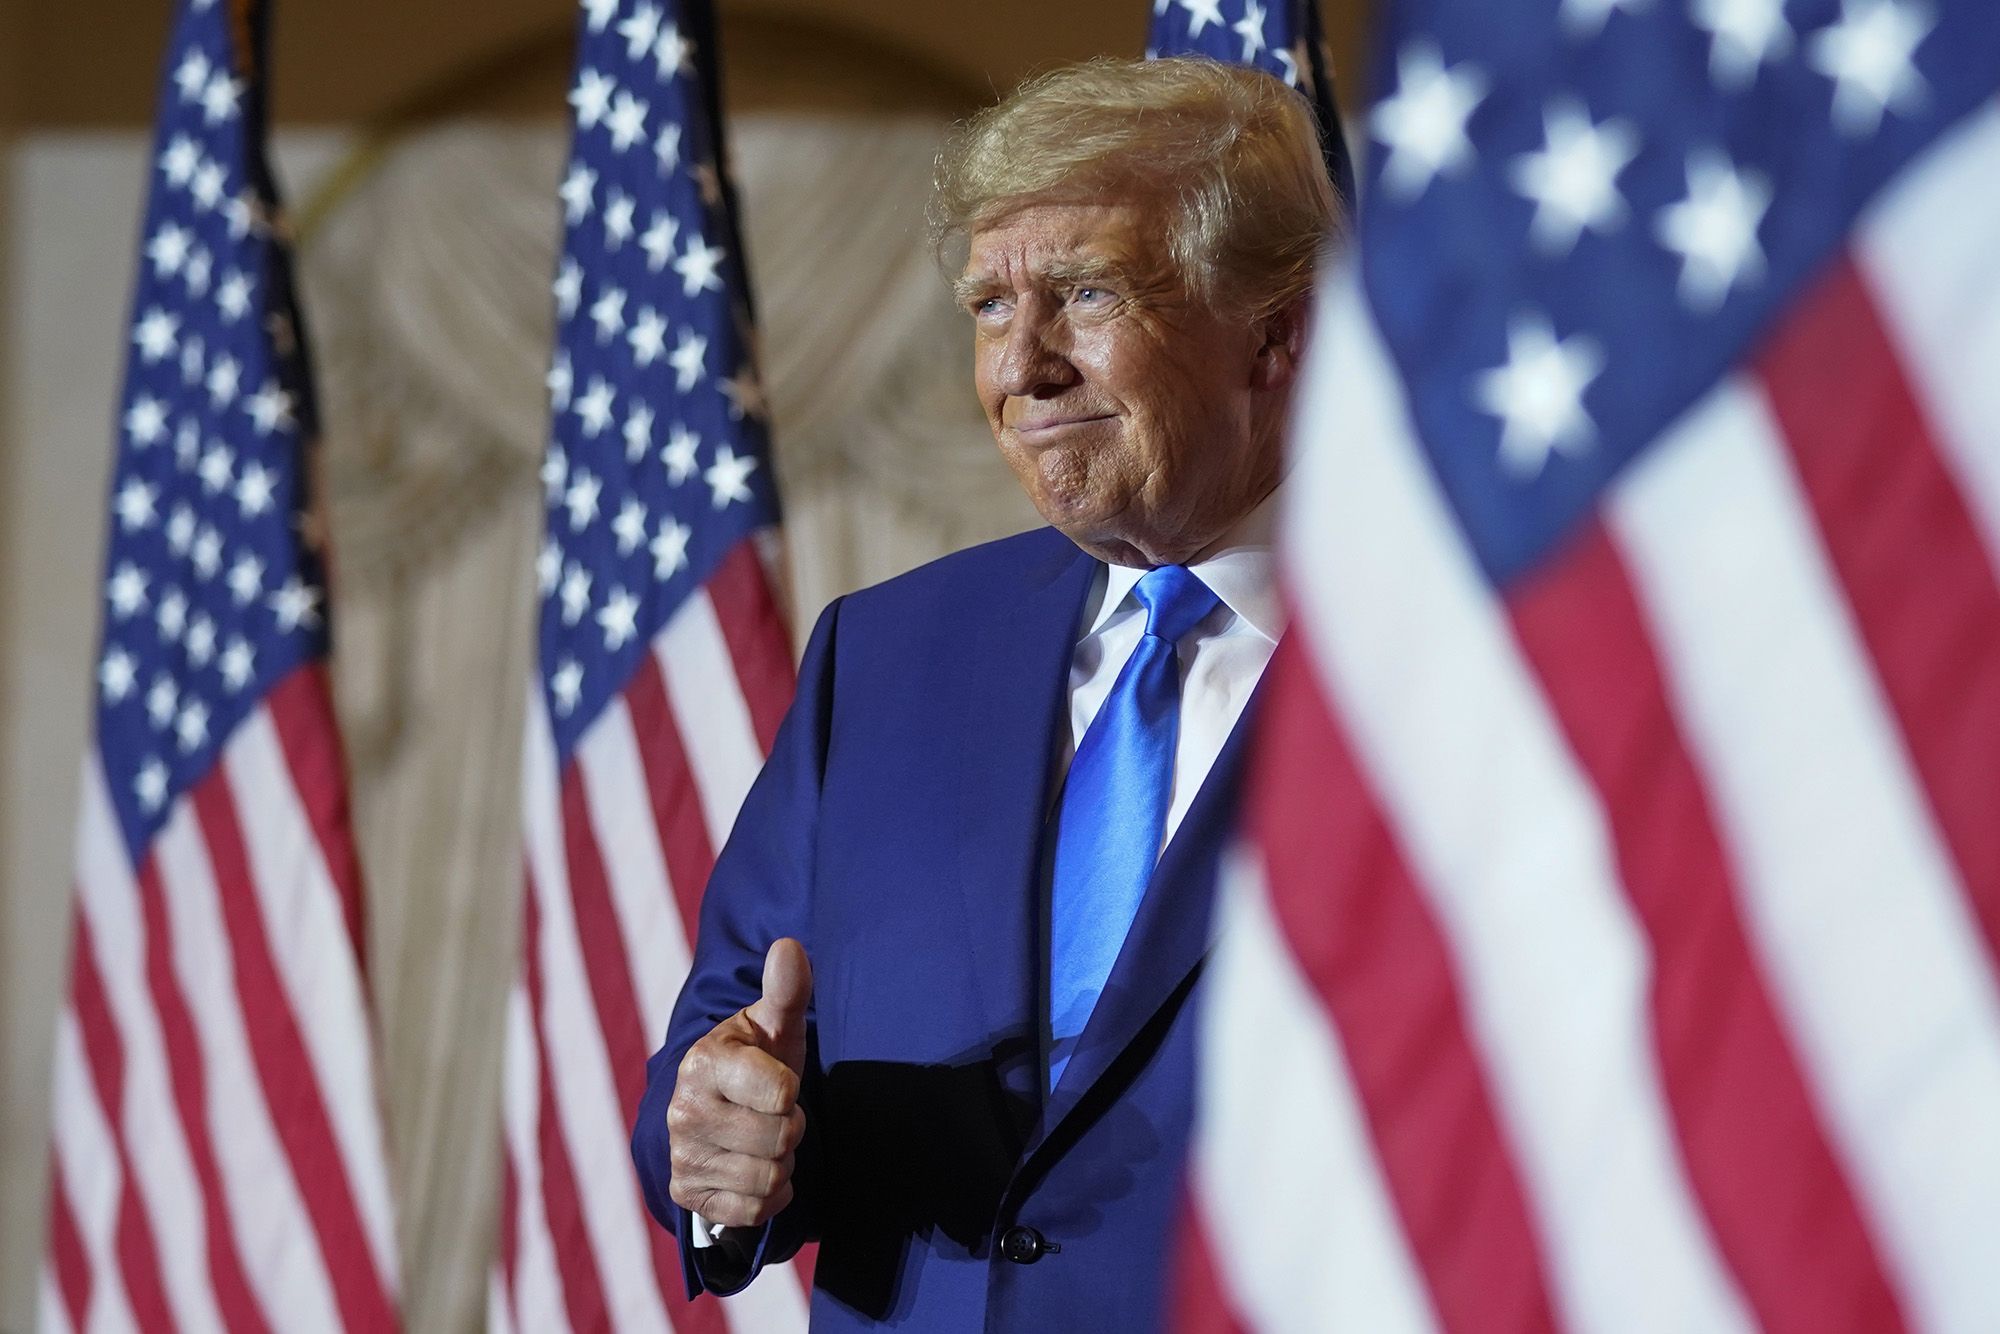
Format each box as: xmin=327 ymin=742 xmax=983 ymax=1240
xmin=691 ymin=496 xmax=1284 ymax=1254
xmin=1058 ymin=494 xmax=1286 ymax=842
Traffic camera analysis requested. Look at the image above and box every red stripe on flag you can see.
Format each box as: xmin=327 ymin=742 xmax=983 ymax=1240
xmin=69 ymin=909 xmax=180 ymax=1334
xmin=262 ymin=665 xmax=368 ymax=959
xmin=189 ymin=778 xmax=397 ymax=1334
xmin=1168 ymin=1192 xmax=1251 ymax=1334
xmin=48 ymin=1159 xmax=94 ymax=1332
xmin=790 ymin=1240 xmax=819 ymax=1299
xmin=1508 ymin=524 xmax=1908 ymax=1334
xmin=1247 ymin=635 xmax=1562 ymax=1334
xmin=522 ymin=884 xmax=615 ymax=1334
xmin=135 ymin=858 xmax=274 ymax=1334
xmin=1757 ymin=255 xmax=2000 ymax=969
xmin=499 ymin=1158 xmax=521 ymax=1301
xmin=622 ymin=654 xmax=717 ymax=946
xmin=705 ymin=540 xmax=796 ymax=753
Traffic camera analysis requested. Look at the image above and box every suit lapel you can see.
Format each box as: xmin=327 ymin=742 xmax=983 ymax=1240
xmin=954 ymin=533 xmax=1096 ymax=1107
xmin=1025 ymin=667 xmax=1269 ymax=1155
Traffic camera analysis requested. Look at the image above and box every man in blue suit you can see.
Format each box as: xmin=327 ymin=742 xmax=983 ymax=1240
xmin=632 ymin=57 xmax=1340 ymax=1330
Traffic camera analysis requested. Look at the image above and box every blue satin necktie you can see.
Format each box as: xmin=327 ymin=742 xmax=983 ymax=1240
xmin=1048 ymin=565 xmax=1219 ymax=1090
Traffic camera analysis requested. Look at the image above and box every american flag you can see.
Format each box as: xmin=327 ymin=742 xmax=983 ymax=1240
xmin=41 ymin=2 xmax=402 ymax=1333
xmin=488 ymin=0 xmax=805 ymax=1331
xmin=1147 ymin=0 xmax=1356 ymax=207
xmin=1182 ymin=0 xmax=2000 ymax=1331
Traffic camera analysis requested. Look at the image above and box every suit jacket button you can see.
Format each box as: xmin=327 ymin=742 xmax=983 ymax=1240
xmin=999 ymin=1225 xmax=1048 ymax=1264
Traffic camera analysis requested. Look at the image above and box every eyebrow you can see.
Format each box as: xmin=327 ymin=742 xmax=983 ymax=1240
xmin=951 ymin=254 xmax=1132 ymax=310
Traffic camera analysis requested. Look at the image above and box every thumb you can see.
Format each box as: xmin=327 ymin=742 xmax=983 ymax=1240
xmin=745 ymin=937 xmax=812 ymax=1076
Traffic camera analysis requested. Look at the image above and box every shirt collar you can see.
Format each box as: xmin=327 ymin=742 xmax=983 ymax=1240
xmin=1082 ymin=490 xmax=1286 ymax=644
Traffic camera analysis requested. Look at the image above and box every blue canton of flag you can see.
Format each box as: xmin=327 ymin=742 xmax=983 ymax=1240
xmin=538 ymin=0 xmax=779 ymax=761
xmin=1365 ymin=0 xmax=2000 ymax=587
xmin=1149 ymin=0 xmax=1358 ymax=206
xmin=96 ymin=0 xmax=324 ymax=860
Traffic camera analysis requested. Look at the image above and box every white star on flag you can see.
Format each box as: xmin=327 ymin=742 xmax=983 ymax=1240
xmin=1654 ymin=147 xmax=1773 ymax=311
xmin=125 ymin=396 xmax=169 ymax=446
xmin=640 ymin=211 xmax=680 ymax=272
xmin=604 ymin=190 xmax=637 ymax=249
xmin=191 ymin=528 xmax=223 ymax=580
xmin=703 ymin=445 xmax=758 ymax=509
xmin=236 ymin=461 xmax=276 ymax=516
xmin=651 ymin=517 xmax=692 ymax=579
xmin=219 ymin=637 xmax=255 ymax=692
xmin=198 ymin=444 xmax=234 ymax=493
xmin=550 ymin=658 xmax=584 ymax=716
xmin=560 ymin=564 xmax=593 ymax=625
xmin=591 ymin=285 xmax=628 ymax=342
xmin=566 ymin=470 xmax=604 ymax=530
xmin=200 ymin=71 xmax=242 ymax=125
xmin=547 ymin=353 xmax=575 ymax=412
xmin=1692 ymin=0 xmax=1795 ymax=89
xmin=596 ymin=586 xmax=642 ymax=650
xmin=134 ymin=308 xmax=180 ymax=362
xmin=661 ymin=424 xmax=700 ymax=483
xmin=161 ymin=134 xmax=201 ymax=186
xmin=623 ymin=403 xmax=656 ymax=462
xmin=180 ymin=337 xmax=207 ymax=387
xmin=246 ymin=380 xmax=295 ymax=435
xmin=721 ymin=367 xmax=767 ymax=422
xmin=100 ymin=648 xmax=137 ymax=703
xmin=135 ymin=758 xmax=169 ymax=812
xmin=1372 ymin=42 xmax=1489 ymax=202
xmin=1510 ymin=100 xmax=1641 ymax=255
xmin=669 ymin=329 xmax=707 ymax=391
xmin=173 ymin=50 xmax=210 ymax=102
xmin=575 ymin=377 xmax=617 ymax=436
xmin=606 ymin=92 xmax=650 ymax=153
xmin=554 ymin=259 xmax=584 ymax=319
xmin=147 ymin=675 xmax=180 ymax=729
xmin=227 ymin=553 xmax=264 ymax=606
xmin=1808 ymin=0 xmax=1935 ymax=137
xmin=167 ymin=505 xmax=197 ymax=555
xmin=537 ymin=539 xmax=564 ymax=594
xmin=191 ymin=160 xmax=226 ymax=211
xmin=148 ymin=223 xmax=193 ymax=278
xmin=619 ymin=3 xmax=662 ymax=59
xmin=673 ymin=234 xmax=727 ymax=297
xmin=216 ymin=270 xmax=252 ymax=322
xmin=269 ymin=576 xmax=322 ymax=632
xmin=570 ymin=68 xmax=616 ymax=129
xmin=1473 ymin=310 xmax=1607 ymax=478
xmin=184 ymin=248 xmax=213 ymax=297
xmin=583 ymin=0 xmax=619 ymax=32
xmin=206 ymin=354 xmax=241 ymax=407
xmin=115 ymin=479 xmax=159 ymax=532
xmin=1233 ymin=0 xmax=1269 ymax=60
xmin=108 ymin=564 xmax=151 ymax=619
xmin=655 ymin=123 xmax=683 ymax=174
xmin=175 ymin=699 xmax=210 ymax=753
xmin=561 ymin=163 xmax=598 ymax=224
xmin=655 ymin=24 xmax=693 ymax=79
xmin=628 ymin=307 xmax=669 ymax=367
xmin=1178 ymin=0 xmax=1225 ymax=37
xmin=185 ymin=615 xmax=216 ymax=667
xmin=157 ymin=588 xmax=189 ymax=642
xmin=612 ymin=496 xmax=649 ymax=553
xmin=542 ymin=446 xmax=569 ymax=501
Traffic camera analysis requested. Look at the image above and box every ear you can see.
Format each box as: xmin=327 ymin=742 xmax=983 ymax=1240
xmin=1248 ymin=296 xmax=1312 ymax=393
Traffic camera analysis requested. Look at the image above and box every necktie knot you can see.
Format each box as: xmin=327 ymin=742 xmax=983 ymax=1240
xmin=1133 ymin=565 xmax=1220 ymax=648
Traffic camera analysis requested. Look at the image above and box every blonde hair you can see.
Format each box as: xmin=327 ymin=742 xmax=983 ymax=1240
xmin=930 ymin=56 xmax=1342 ymax=322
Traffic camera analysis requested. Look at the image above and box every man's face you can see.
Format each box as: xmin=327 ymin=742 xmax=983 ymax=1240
xmin=959 ymin=199 xmax=1290 ymax=568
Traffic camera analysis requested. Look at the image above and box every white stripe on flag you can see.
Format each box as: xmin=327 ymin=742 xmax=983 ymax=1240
xmin=38 ymin=1262 xmax=75 ymax=1334
xmin=1609 ymin=378 xmax=2000 ymax=1334
xmin=1857 ymin=99 xmax=2000 ymax=567
xmin=656 ymin=589 xmax=765 ymax=854
xmin=1284 ymin=275 xmax=1754 ymax=1334
xmin=719 ymin=1261 xmax=812 ymax=1334
xmin=73 ymin=759 xmax=229 ymax=1334
xmin=221 ymin=710 xmax=398 ymax=1286
xmin=1195 ymin=847 xmax=1441 ymax=1334
xmin=152 ymin=804 xmax=344 ymax=1334
xmin=500 ymin=976 xmax=572 ymax=1334
xmin=575 ymin=697 xmax=695 ymax=1044
xmin=522 ymin=688 xmax=674 ymax=1334
xmin=49 ymin=1008 xmax=139 ymax=1334
xmin=487 ymin=1264 xmax=521 ymax=1334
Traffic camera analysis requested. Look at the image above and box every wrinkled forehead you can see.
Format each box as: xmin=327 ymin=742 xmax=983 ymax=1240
xmin=958 ymin=197 xmax=1174 ymax=290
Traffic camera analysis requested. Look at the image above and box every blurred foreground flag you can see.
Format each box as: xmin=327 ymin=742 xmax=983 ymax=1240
xmin=1183 ymin=1 xmax=2000 ymax=1331
xmin=1147 ymin=0 xmax=1356 ymax=205
xmin=490 ymin=0 xmax=803 ymax=1331
xmin=42 ymin=2 xmax=401 ymax=1333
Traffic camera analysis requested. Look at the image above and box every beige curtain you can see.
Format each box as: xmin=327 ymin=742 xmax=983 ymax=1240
xmin=297 ymin=113 xmax=1037 ymax=1334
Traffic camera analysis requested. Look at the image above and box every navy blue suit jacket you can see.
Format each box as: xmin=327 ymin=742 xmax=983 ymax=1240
xmin=632 ymin=526 xmax=1259 ymax=1332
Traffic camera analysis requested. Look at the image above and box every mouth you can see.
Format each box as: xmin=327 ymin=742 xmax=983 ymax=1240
xmin=1011 ymin=413 xmax=1116 ymax=443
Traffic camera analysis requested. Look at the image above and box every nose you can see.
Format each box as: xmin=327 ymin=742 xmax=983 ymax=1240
xmin=991 ymin=295 xmax=1078 ymax=400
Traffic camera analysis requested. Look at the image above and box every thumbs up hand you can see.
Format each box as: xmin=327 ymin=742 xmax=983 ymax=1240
xmin=667 ymin=939 xmax=813 ymax=1228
